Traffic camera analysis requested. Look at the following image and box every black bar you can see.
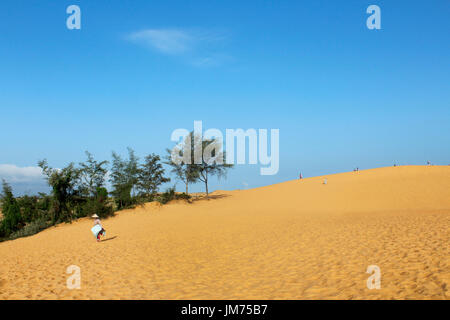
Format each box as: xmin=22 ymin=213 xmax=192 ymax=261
xmin=0 ymin=300 xmax=445 ymax=318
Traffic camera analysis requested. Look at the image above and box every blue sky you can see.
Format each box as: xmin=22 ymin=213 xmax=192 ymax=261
xmin=0 ymin=0 xmax=449 ymax=195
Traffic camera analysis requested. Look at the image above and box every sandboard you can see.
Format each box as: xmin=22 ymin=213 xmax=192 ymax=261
xmin=91 ymin=225 xmax=103 ymax=237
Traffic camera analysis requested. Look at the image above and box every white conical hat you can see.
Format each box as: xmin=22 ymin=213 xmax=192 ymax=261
xmin=91 ymin=214 xmax=99 ymax=218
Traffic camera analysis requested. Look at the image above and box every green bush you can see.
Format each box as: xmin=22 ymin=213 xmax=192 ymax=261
xmin=156 ymin=188 xmax=175 ymax=204
xmin=156 ymin=188 xmax=191 ymax=204
xmin=0 ymin=202 xmax=23 ymax=237
xmin=111 ymin=183 xmax=134 ymax=210
xmin=17 ymin=196 xmax=39 ymax=223
xmin=37 ymin=193 xmax=52 ymax=212
xmin=8 ymin=217 xmax=50 ymax=240
xmin=96 ymin=187 xmax=108 ymax=202
xmin=176 ymin=192 xmax=191 ymax=201
xmin=74 ymin=197 xmax=114 ymax=219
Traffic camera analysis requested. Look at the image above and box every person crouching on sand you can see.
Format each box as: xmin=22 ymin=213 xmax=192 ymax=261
xmin=92 ymin=214 xmax=106 ymax=242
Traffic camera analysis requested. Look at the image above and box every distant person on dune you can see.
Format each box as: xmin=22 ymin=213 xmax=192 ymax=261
xmin=299 ymin=172 xmax=303 ymax=179
xmin=91 ymin=214 xmax=106 ymax=242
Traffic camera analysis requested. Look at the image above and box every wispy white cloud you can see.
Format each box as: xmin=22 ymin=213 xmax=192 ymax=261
xmin=127 ymin=29 xmax=194 ymax=55
xmin=191 ymin=53 xmax=233 ymax=67
xmin=0 ymin=164 xmax=44 ymax=183
xmin=126 ymin=28 xmax=231 ymax=66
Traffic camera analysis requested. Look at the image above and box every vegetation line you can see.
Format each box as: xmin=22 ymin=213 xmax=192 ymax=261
xmin=0 ymin=135 xmax=233 ymax=242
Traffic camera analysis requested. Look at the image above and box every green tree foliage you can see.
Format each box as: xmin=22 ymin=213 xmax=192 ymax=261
xmin=96 ymin=187 xmax=109 ymax=203
xmin=1 ymin=203 xmax=22 ymax=237
xmin=110 ymin=147 xmax=139 ymax=209
xmin=17 ymin=195 xmax=39 ymax=223
xmin=79 ymin=151 xmax=109 ymax=197
xmin=78 ymin=186 xmax=113 ymax=219
xmin=166 ymin=132 xmax=233 ymax=196
xmin=157 ymin=187 xmax=176 ymax=204
xmin=155 ymin=187 xmax=191 ymax=205
xmin=195 ymin=138 xmax=233 ymax=196
xmin=38 ymin=160 xmax=81 ymax=223
xmin=1 ymin=180 xmax=15 ymax=211
xmin=1 ymin=140 xmax=232 ymax=242
xmin=165 ymin=132 xmax=200 ymax=194
xmin=74 ymin=152 xmax=113 ymax=218
xmin=137 ymin=153 xmax=170 ymax=199
xmin=37 ymin=192 xmax=52 ymax=212
xmin=0 ymin=180 xmax=23 ymax=237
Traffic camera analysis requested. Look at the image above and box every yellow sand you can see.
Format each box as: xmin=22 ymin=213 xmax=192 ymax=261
xmin=0 ymin=165 xmax=449 ymax=300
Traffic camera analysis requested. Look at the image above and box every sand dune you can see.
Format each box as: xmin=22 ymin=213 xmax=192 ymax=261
xmin=0 ymin=165 xmax=449 ymax=300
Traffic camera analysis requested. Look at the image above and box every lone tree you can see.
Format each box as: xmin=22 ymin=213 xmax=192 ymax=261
xmin=38 ymin=160 xmax=81 ymax=223
xmin=137 ymin=153 xmax=170 ymax=198
xmin=165 ymin=151 xmax=199 ymax=195
xmin=165 ymin=132 xmax=200 ymax=195
xmin=195 ymin=138 xmax=233 ymax=197
xmin=166 ymin=132 xmax=233 ymax=196
xmin=110 ymin=147 xmax=139 ymax=209
xmin=79 ymin=151 xmax=109 ymax=197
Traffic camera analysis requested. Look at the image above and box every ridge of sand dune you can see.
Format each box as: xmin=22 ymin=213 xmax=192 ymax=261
xmin=0 ymin=165 xmax=449 ymax=299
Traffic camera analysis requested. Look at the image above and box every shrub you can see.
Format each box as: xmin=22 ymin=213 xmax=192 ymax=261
xmin=111 ymin=183 xmax=134 ymax=210
xmin=176 ymin=192 xmax=191 ymax=201
xmin=17 ymin=196 xmax=39 ymax=223
xmin=8 ymin=217 xmax=50 ymax=240
xmin=75 ymin=192 xmax=114 ymax=219
xmin=0 ymin=202 xmax=23 ymax=237
xmin=156 ymin=187 xmax=176 ymax=204
xmin=96 ymin=187 xmax=108 ymax=203
xmin=156 ymin=188 xmax=191 ymax=204
xmin=37 ymin=193 xmax=52 ymax=212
